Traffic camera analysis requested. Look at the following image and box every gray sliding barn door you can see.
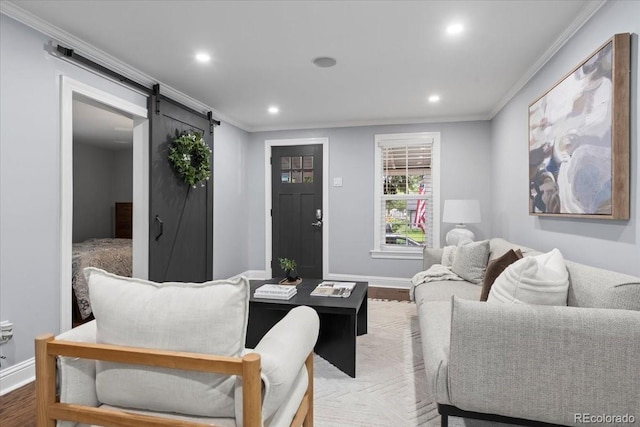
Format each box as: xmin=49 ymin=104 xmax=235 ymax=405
xmin=148 ymin=94 xmax=213 ymax=282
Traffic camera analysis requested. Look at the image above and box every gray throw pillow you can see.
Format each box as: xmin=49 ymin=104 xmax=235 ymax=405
xmin=451 ymin=240 xmax=490 ymax=284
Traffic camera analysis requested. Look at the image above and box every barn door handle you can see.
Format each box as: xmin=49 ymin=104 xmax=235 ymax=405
xmin=155 ymin=215 xmax=164 ymax=241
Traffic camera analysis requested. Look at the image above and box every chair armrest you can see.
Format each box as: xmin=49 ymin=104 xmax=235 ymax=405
xmin=448 ymin=297 xmax=640 ymax=425
xmin=55 ymin=321 xmax=99 ymax=427
xmin=252 ymin=306 xmax=319 ymax=420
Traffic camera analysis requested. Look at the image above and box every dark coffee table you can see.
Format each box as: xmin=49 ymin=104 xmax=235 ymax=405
xmin=247 ymin=279 xmax=368 ymax=378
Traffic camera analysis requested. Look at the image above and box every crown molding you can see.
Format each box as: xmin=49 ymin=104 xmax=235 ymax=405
xmin=1 ymin=1 xmax=248 ymax=131
xmin=2 ymin=0 xmax=606 ymax=133
xmin=247 ymin=113 xmax=490 ymax=133
xmin=489 ymin=0 xmax=606 ymax=118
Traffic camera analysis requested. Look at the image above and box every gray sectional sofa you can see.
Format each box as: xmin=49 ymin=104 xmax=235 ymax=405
xmin=414 ymin=238 xmax=640 ymax=426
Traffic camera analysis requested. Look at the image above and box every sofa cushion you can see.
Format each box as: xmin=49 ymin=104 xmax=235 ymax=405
xmin=488 ymin=238 xmax=540 ymax=261
xmin=451 ymin=240 xmax=490 ymax=284
xmin=447 ymin=297 xmax=640 ymax=424
xmin=480 ymin=249 xmax=523 ymax=301
xmin=414 ymin=280 xmax=481 ymax=304
xmin=565 ymin=261 xmax=640 ymax=310
xmin=441 ymin=245 xmax=457 ymax=267
xmin=97 ymin=404 xmax=237 ymax=427
xmin=487 ymin=249 xmax=569 ymax=306
xmin=417 ymin=300 xmax=453 ymax=405
xmin=85 ymin=267 xmax=250 ymax=417
xmin=422 ymin=247 xmax=445 ymax=271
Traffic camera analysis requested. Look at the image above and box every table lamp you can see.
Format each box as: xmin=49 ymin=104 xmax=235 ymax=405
xmin=442 ymin=199 xmax=481 ymax=245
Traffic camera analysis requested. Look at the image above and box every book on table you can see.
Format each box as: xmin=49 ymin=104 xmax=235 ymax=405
xmin=310 ymin=281 xmax=356 ymax=298
xmin=254 ymin=284 xmax=297 ymax=300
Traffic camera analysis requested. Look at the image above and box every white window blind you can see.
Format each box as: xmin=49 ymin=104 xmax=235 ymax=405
xmin=373 ymin=133 xmax=439 ymax=256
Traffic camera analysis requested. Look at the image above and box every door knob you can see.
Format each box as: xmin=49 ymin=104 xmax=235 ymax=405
xmin=311 ymin=220 xmax=322 ymax=228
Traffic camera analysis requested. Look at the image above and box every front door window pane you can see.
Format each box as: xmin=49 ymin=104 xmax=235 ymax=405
xmin=281 ymin=154 xmax=315 ymax=184
xmin=303 ymin=171 xmax=314 ymax=183
xmin=281 ymin=157 xmax=291 ymax=170
xmin=303 ymin=156 xmax=314 ymax=169
xmin=291 ymin=156 xmax=302 ymax=169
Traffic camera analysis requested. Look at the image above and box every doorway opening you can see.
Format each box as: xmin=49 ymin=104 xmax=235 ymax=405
xmin=60 ymin=76 xmax=148 ymax=332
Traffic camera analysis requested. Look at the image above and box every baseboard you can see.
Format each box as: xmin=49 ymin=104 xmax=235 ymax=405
xmin=232 ymin=270 xmax=411 ymax=289
xmin=326 ymin=273 xmax=411 ymax=289
xmin=0 ymin=357 xmax=35 ymax=396
xmin=232 ymin=270 xmax=269 ymax=280
xmin=234 ymin=271 xmax=411 ymax=288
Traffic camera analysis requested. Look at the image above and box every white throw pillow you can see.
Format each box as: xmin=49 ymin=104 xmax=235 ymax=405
xmin=441 ymin=245 xmax=458 ymax=267
xmin=487 ymin=248 xmax=569 ymax=306
xmin=85 ymin=267 xmax=250 ymax=417
xmin=451 ymin=240 xmax=490 ymax=284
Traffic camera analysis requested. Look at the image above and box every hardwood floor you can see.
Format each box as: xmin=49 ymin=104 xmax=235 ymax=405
xmin=0 ymin=291 xmax=410 ymax=425
xmin=0 ymin=382 xmax=36 ymax=427
xmin=368 ymin=286 xmax=410 ymax=301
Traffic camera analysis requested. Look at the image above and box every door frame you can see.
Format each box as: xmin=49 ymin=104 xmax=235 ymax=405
xmin=60 ymin=76 xmax=149 ymax=332
xmin=264 ymin=138 xmax=329 ymax=279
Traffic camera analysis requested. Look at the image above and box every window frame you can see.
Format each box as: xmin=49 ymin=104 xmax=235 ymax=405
xmin=371 ymin=132 xmax=441 ymax=259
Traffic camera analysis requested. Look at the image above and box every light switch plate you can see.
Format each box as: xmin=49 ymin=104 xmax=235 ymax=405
xmin=333 ymin=177 xmax=343 ymax=187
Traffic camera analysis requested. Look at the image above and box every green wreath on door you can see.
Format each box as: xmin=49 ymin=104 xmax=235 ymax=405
xmin=168 ymin=130 xmax=211 ymax=188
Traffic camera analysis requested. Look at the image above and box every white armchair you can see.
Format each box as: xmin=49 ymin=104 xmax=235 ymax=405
xmin=35 ymin=269 xmax=319 ymax=427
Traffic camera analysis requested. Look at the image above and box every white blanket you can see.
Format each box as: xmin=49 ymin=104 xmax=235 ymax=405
xmin=410 ymin=264 xmax=463 ymax=301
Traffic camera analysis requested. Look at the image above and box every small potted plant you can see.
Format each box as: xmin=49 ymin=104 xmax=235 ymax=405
xmin=278 ymin=258 xmax=300 ymax=285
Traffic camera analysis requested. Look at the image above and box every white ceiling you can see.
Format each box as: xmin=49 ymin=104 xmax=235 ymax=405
xmin=6 ymin=0 xmax=602 ymax=132
xmin=73 ymin=96 xmax=133 ymax=150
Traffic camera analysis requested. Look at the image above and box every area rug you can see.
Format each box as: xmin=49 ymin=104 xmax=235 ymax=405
xmin=313 ymin=299 xmax=512 ymax=427
xmin=313 ymin=299 xmax=436 ymax=426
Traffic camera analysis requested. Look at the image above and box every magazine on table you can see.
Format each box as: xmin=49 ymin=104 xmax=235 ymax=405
xmin=310 ymin=281 xmax=356 ymax=298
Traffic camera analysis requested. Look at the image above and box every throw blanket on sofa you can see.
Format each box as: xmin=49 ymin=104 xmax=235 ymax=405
xmin=410 ymin=264 xmax=463 ymax=301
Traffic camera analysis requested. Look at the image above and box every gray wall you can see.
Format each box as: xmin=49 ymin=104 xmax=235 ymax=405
xmin=248 ymin=121 xmax=492 ymax=280
xmin=0 ymin=15 xmax=147 ymax=368
xmin=0 ymin=14 xmax=252 ymax=371
xmin=491 ymin=0 xmax=640 ymax=275
xmin=73 ymin=143 xmax=133 ymax=243
xmin=2 ymin=0 xmax=638 ymax=374
xmin=113 ymin=149 xmax=134 ymax=203
xmin=212 ymin=122 xmax=251 ymax=279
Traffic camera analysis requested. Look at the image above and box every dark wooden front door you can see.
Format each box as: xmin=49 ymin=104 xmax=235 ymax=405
xmin=271 ymin=144 xmax=323 ymax=279
xmin=148 ymin=95 xmax=213 ymax=282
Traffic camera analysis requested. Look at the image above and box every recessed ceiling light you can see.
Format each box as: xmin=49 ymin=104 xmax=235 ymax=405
xmin=268 ymin=106 xmax=279 ymax=114
xmin=446 ymin=23 xmax=464 ymax=35
xmin=312 ymin=57 xmax=337 ymax=68
xmin=429 ymin=95 xmax=440 ymax=103
xmin=195 ymin=52 xmax=211 ymax=63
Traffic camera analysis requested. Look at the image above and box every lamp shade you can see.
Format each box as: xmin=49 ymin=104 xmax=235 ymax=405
xmin=442 ymin=199 xmax=481 ymax=224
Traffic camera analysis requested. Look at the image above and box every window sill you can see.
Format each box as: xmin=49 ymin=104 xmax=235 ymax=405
xmin=370 ymin=249 xmax=423 ymax=260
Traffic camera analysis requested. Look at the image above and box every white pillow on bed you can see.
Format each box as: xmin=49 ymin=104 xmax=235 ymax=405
xmin=487 ymin=248 xmax=569 ymax=306
xmin=85 ymin=267 xmax=249 ymax=417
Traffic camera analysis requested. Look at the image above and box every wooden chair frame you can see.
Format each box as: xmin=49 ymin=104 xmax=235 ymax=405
xmin=35 ymin=334 xmax=314 ymax=427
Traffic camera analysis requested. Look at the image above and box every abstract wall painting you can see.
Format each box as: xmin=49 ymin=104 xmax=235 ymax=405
xmin=528 ymin=33 xmax=629 ymax=219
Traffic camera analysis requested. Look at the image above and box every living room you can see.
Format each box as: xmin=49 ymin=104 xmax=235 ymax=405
xmin=1 ymin=0 xmax=638 ymax=425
